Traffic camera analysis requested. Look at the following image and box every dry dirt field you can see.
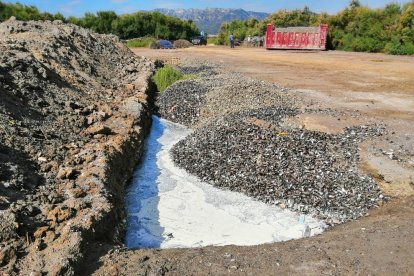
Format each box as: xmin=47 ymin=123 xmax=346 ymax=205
xmin=95 ymin=46 xmax=414 ymax=275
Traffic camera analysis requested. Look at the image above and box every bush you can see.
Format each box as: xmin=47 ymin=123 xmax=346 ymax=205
xmin=173 ymin=39 xmax=192 ymax=48
xmin=152 ymin=66 xmax=184 ymax=92
xmin=216 ymin=2 xmax=414 ymax=55
xmin=0 ymin=2 xmax=200 ymax=41
xmin=207 ymin=37 xmax=219 ymax=45
xmin=384 ymin=39 xmax=414 ymax=55
xmin=126 ymin=37 xmax=156 ymax=48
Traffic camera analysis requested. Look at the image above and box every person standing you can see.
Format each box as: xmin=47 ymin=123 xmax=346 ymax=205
xmin=230 ymin=34 xmax=235 ymax=48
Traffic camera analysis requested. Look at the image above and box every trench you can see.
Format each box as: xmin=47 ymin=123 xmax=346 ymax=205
xmin=124 ymin=116 xmax=326 ymax=249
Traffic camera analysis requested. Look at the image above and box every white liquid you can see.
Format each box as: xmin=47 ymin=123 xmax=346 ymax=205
xmin=125 ymin=116 xmax=326 ymax=249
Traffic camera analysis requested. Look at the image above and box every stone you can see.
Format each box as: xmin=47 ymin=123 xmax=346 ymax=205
xmin=87 ymin=124 xmax=114 ymax=136
xmin=0 ymin=245 xmax=17 ymax=266
xmin=38 ymin=157 xmax=47 ymax=162
xmin=56 ymin=167 xmax=77 ymax=180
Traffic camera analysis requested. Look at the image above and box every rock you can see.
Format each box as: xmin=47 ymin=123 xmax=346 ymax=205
xmin=65 ymin=101 xmax=81 ymax=110
xmin=125 ymin=83 xmax=135 ymax=91
xmin=70 ymin=187 xmax=86 ymax=198
xmin=33 ymin=226 xmax=49 ymax=239
xmin=108 ymin=265 xmax=119 ymax=276
xmin=56 ymin=167 xmax=77 ymax=180
xmin=0 ymin=211 xmax=19 ymax=242
xmin=0 ymin=244 xmax=17 ymax=266
xmin=86 ymin=124 xmax=114 ymax=136
xmin=122 ymin=97 xmax=143 ymax=119
xmin=38 ymin=156 xmax=47 ymax=162
xmin=47 ymin=207 xmax=75 ymax=223
xmin=40 ymin=162 xmax=53 ymax=172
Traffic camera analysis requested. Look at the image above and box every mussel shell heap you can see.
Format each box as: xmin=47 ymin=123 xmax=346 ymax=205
xmin=158 ymin=60 xmax=385 ymax=224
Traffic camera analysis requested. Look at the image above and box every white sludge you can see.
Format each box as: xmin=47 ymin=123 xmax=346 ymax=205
xmin=125 ymin=116 xmax=326 ymax=249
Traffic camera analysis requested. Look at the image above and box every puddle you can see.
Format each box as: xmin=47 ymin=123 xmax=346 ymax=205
xmin=125 ymin=116 xmax=326 ymax=249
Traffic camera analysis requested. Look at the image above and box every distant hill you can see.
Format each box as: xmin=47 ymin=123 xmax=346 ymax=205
xmin=154 ymin=8 xmax=269 ymax=34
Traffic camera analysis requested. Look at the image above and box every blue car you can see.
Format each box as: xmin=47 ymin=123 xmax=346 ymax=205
xmin=159 ymin=40 xmax=174 ymax=49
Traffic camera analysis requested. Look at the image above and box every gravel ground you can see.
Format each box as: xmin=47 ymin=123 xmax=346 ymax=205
xmin=157 ymin=60 xmax=296 ymax=128
xmin=171 ymin=107 xmax=385 ymax=223
xmin=157 ymin=59 xmax=386 ymax=223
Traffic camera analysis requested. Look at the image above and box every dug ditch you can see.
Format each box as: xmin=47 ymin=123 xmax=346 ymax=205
xmin=125 ymin=116 xmax=326 ymax=249
xmin=124 ymin=60 xmax=385 ymax=250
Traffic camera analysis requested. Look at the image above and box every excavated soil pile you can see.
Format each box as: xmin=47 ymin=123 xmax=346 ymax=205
xmin=0 ymin=18 xmax=154 ymax=274
xmin=157 ymin=60 xmax=385 ymax=224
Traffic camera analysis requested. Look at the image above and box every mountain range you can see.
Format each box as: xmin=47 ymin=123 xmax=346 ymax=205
xmin=154 ymin=8 xmax=269 ymax=34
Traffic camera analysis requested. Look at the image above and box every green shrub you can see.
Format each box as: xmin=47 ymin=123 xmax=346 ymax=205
xmin=384 ymin=38 xmax=414 ymax=55
xmin=152 ymin=66 xmax=198 ymax=92
xmin=216 ymin=2 xmax=414 ymax=55
xmin=126 ymin=37 xmax=156 ymax=48
xmin=152 ymin=66 xmax=184 ymax=92
xmin=207 ymin=37 xmax=219 ymax=45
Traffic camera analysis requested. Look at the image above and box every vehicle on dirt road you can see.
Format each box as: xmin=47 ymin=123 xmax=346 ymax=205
xmin=159 ymin=40 xmax=175 ymax=49
xmin=265 ymin=24 xmax=329 ymax=50
xmin=191 ymin=36 xmax=207 ymax=46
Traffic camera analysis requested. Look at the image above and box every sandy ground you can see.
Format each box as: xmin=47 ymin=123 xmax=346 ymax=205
xmin=94 ymin=46 xmax=414 ymax=275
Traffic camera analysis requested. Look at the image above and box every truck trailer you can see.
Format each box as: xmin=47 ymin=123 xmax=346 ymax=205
xmin=265 ymin=24 xmax=329 ymax=50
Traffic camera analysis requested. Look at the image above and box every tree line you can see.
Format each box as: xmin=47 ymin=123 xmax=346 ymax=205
xmin=218 ymin=0 xmax=414 ymax=55
xmin=0 ymin=1 xmax=199 ymax=40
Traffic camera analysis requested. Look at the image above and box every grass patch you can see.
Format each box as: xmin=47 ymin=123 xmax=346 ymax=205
xmin=152 ymin=66 xmax=198 ymax=92
xmin=207 ymin=37 xmax=219 ymax=45
xmin=126 ymin=37 xmax=156 ymax=48
xmin=182 ymin=74 xmax=198 ymax=81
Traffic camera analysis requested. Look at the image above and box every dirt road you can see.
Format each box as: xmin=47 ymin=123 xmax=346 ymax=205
xmin=92 ymin=46 xmax=414 ymax=275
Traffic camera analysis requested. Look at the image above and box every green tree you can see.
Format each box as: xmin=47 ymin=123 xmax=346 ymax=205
xmin=94 ymin=11 xmax=117 ymax=34
xmin=350 ymin=0 xmax=361 ymax=9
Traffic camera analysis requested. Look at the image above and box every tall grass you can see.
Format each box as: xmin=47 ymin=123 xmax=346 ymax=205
xmin=152 ymin=66 xmax=183 ymax=92
xmin=207 ymin=37 xmax=219 ymax=45
xmin=126 ymin=37 xmax=156 ymax=48
xmin=152 ymin=66 xmax=198 ymax=92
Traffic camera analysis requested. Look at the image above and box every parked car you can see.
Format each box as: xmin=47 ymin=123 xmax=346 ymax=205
xmin=191 ymin=36 xmax=207 ymax=46
xmin=159 ymin=40 xmax=174 ymax=49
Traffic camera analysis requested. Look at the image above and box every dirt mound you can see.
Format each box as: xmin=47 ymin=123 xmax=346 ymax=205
xmin=173 ymin=39 xmax=192 ymax=48
xmin=0 ymin=19 xmax=154 ymax=274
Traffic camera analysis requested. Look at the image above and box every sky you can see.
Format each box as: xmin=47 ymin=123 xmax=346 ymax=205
xmin=5 ymin=0 xmax=412 ymax=16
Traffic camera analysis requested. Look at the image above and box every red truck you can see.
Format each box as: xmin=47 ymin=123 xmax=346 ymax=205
xmin=265 ymin=24 xmax=329 ymax=50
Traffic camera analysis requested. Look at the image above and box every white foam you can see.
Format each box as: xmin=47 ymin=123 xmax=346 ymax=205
xmin=125 ymin=116 xmax=326 ymax=249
